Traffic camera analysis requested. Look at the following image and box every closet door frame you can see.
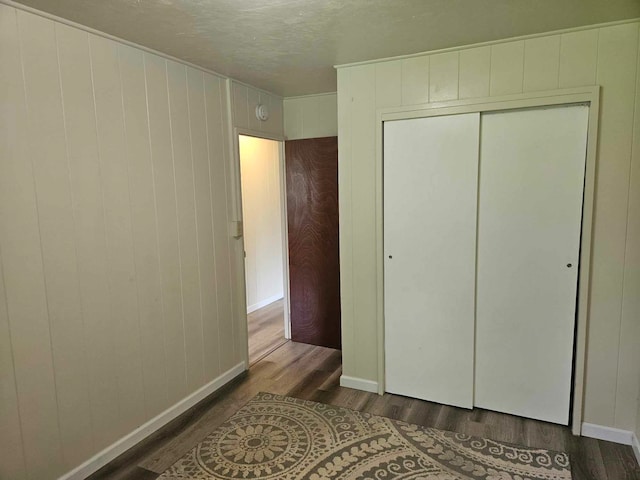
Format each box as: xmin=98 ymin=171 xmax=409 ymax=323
xmin=375 ymin=86 xmax=600 ymax=435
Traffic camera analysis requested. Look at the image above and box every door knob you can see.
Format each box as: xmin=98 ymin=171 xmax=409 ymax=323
xmin=567 ymin=263 xmax=572 ymax=268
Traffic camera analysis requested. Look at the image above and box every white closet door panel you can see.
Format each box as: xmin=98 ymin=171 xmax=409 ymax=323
xmin=384 ymin=113 xmax=479 ymax=409
xmin=475 ymin=106 xmax=588 ymax=425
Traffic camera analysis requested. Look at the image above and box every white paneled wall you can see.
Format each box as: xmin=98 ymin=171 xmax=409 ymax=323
xmin=231 ymin=80 xmax=284 ymax=136
xmin=0 ymin=5 xmax=244 ymax=479
xmin=337 ymin=21 xmax=640 ymax=432
xmin=284 ymin=93 xmax=338 ymax=140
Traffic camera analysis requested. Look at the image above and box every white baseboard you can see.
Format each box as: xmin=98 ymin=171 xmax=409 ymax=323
xmin=632 ymin=432 xmax=640 ymax=466
xmin=340 ymin=375 xmax=379 ymax=393
xmin=58 ymin=362 xmax=246 ymax=480
xmin=247 ymin=294 xmax=283 ymax=314
xmin=581 ymin=422 xmax=634 ymax=445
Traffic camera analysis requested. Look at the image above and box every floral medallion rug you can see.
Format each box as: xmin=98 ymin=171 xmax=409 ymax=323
xmin=158 ymin=392 xmax=572 ymax=480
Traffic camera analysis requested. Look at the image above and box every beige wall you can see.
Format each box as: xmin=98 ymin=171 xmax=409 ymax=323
xmin=284 ymin=93 xmax=338 ymax=140
xmin=239 ymin=136 xmax=284 ymax=312
xmin=337 ymin=20 xmax=640 ymax=432
xmin=0 ymin=4 xmax=282 ymax=479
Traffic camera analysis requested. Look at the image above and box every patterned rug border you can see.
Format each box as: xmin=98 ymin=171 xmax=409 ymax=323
xmin=158 ymin=391 xmax=573 ymax=480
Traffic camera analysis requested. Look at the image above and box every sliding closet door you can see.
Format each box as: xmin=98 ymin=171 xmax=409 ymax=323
xmin=475 ymin=106 xmax=588 ymax=425
xmin=384 ymin=113 xmax=479 ymax=409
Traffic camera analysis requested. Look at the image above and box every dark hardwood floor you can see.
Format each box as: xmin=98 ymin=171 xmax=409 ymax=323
xmin=88 ymin=339 xmax=640 ymax=480
xmin=247 ymin=299 xmax=288 ymax=365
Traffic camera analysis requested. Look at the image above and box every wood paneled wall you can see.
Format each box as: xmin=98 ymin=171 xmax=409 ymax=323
xmin=0 ymin=5 xmax=245 ymax=479
xmin=284 ymin=93 xmax=338 ymax=140
xmin=337 ymin=21 xmax=640 ymax=432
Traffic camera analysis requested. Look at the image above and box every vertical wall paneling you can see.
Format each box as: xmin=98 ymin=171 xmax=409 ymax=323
xmin=291 ymin=96 xmax=310 ymax=137
xmin=119 ymin=43 xmax=168 ymax=418
xmin=401 ymin=56 xmax=429 ymax=105
xmin=615 ymin=27 xmax=640 ymax=430
xmin=90 ymin=33 xmax=146 ymax=434
xmin=523 ymin=36 xmax=561 ymax=92
xmin=337 ymin=68 xmax=355 ymax=377
xmin=559 ymin=29 xmax=599 ymax=88
xmin=247 ymin=85 xmax=261 ymax=132
xmin=188 ymin=67 xmax=221 ymax=382
xmin=260 ymin=90 xmax=284 ymax=135
xmin=232 ymin=82 xmax=249 ymax=129
xmin=489 ymin=41 xmax=525 ymax=96
xmin=2 ymin=5 xmax=254 ymax=477
xmin=584 ymin=23 xmax=639 ymax=427
xmin=350 ymin=65 xmax=377 ymax=380
xmin=57 ymin=24 xmax=120 ymax=452
xmin=20 ymin=9 xmax=86 ymax=475
xmin=144 ymin=52 xmax=188 ymax=405
xmin=283 ymin=93 xmax=337 ymax=140
xmin=166 ymin=60 xmax=205 ymax=393
xmin=284 ymin=99 xmax=303 ymax=139
xmin=231 ymin=81 xmax=284 ymax=136
xmin=0 ymin=14 xmax=29 ymax=473
xmin=459 ymin=47 xmax=491 ymax=99
xmin=429 ymin=52 xmax=459 ymax=102
xmin=0 ymin=249 xmax=26 ymax=480
xmin=205 ymin=76 xmax=236 ymax=371
xmin=227 ymin=80 xmax=247 ymax=369
xmin=54 ymin=22 xmax=100 ymax=466
xmin=375 ymin=60 xmax=402 ymax=108
xmin=6 ymin=9 xmax=65 ymax=478
xmin=303 ymin=94 xmax=336 ymax=138
xmin=0 ymin=9 xmax=28 ymax=479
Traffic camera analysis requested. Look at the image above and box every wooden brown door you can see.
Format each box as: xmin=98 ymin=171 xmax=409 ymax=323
xmin=285 ymin=137 xmax=341 ymax=349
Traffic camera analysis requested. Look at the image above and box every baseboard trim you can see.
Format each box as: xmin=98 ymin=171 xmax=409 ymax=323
xmin=581 ymin=422 xmax=634 ymax=445
xmin=247 ymin=294 xmax=283 ymax=314
xmin=58 ymin=362 xmax=246 ymax=480
xmin=632 ymin=432 xmax=640 ymax=466
xmin=340 ymin=375 xmax=379 ymax=393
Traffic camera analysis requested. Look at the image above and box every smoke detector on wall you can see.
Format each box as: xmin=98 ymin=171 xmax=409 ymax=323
xmin=255 ymin=104 xmax=269 ymax=121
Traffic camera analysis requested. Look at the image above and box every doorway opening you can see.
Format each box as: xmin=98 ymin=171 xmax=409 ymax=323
xmin=238 ymin=134 xmax=290 ymax=366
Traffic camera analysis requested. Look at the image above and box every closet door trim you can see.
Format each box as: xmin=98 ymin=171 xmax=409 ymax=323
xmin=374 ymin=86 xmax=600 ymax=435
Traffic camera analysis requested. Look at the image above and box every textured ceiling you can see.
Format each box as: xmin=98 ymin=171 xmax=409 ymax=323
xmin=12 ymin=0 xmax=640 ymax=96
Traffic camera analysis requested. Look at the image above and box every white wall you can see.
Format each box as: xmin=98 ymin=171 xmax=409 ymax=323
xmin=337 ymin=20 xmax=640 ymax=433
xmin=284 ymin=93 xmax=337 ymax=139
xmin=231 ymin=81 xmax=284 ymax=136
xmin=0 ymin=4 xmax=283 ymax=480
xmin=239 ymin=136 xmax=284 ymax=312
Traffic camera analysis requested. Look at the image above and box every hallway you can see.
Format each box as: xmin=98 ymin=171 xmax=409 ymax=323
xmin=247 ymin=299 xmax=288 ymax=365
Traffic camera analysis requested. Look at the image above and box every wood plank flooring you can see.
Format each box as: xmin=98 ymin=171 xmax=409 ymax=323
xmin=247 ymin=299 xmax=288 ymax=365
xmin=88 ymin=340 xmax=640 ymax=480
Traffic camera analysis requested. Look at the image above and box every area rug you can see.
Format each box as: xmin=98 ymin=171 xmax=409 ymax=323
xmin=158 ymin=392 xmax=572 ymax=480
